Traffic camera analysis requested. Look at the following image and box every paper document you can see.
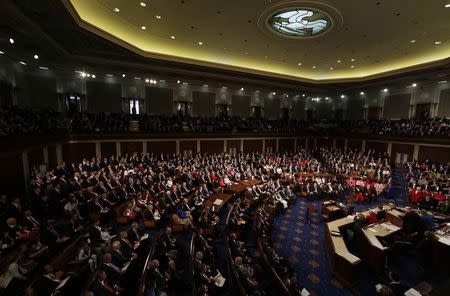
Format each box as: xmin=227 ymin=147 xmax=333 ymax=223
xmin=438 ymin=237 xmax=450 ymax=246
xmin=213 ymin=199 xmax=223 ymax=206
xmin=300 ymin=288 xmax=310 ymax=296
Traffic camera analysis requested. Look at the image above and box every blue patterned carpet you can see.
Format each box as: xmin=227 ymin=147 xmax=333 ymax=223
xmin=272 ymin=197 xmax=412 ymax=296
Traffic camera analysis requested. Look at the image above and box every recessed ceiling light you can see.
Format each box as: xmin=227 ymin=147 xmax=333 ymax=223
xmin=337 ymin=60 xmax=341 ymax=63
xmin=39 ymin=66 xmax=48 ymax=70
xmin=140 ymin=2 xmax=146 ymax=7
xmin=272 ymin=92 xmax=276 ymax=95
xmin=198 ymin=41 xmax=203 ymax=45
xmin=240 ymin=87 xmax=244 ymax=91
xmin=438 ymin=80 xmax=447 ymax=84
xmin=171 ymin=36 xmax=176 ymax=39
xmin=155 ymin=15 xmax=162 ymax=19
xmin=312 ymin=66 xmax=316 ymax=69
xmin=302 ymin=94 xmax=306 ymax=97
xmin=113 ymin=7 xmax=120 ymax=13
xmin=9 ymin=38 xmax=14 ymax=44
xmin=435 ymin=41 xmax=442 ymax=45
xmin=360 ymin=91 xmax=365 ymax=95
xmin=33 ymin=54 xmax=39 ymax=60
xmin=410 ymin=40 xmax=416 ymax=43
xmin=298 ymin=62 xmax=302 ymax=66
xmin=325 ymin=97 xmax=329 ymax=100
xmin=141 ymin=26 xmax=146 ymax=30
xmin=351 ymin=65 xmax=355 ymax=68
xmin=92 ymin=74 xmax=96 ymax=78
xmin=0 ymin=51 xmax=4 ymax=54
xmin=445 ymin=3 xmax=450 ymax=8
xmin=412 ymin=83 xmax=417 ymax=87
xmin=145 ymin=78 xmax=150 ymax=83
xmin=80 ymin=72 xmax=86 ymax=77
xmin=383 ymin=88 xmax=388 ymax=92
xmin=122 ymin=74 xmax=126 ymax=77
xmin=351 ymin=58 xmax=355 ymax=62
xmin=203 ymin=84 xmax=208 ymax=87
xmin=19 ymin=61 xmax=26 ymax=65
xmin=340 ymin=94 xmax=345 ymax=99
xmin=177 ymin=80 xmax=181 ymax=84
xmin=329 ymin=67 xmax=334 ymax=70
xmin=87 ymin=73 xmax=91 ymax=77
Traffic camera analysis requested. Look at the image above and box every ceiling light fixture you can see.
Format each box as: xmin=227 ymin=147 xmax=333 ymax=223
xmin=9 ymin=38 xmax=14 ymax=44
xmin=410 ymin=40 xmax=416 ymax=43
xmin=298 ymin=62 xmax=302 ymax=66
xmin=329 ymin=67 xmax=334 ymax=70
xmin=337 ymin=60 xmax=341 ymax=63
xmin=0 ymin=51 xmax=4 ymax=54
xmin=203 ymin=84 xmax=208 ymax=87
xmin=145 ymin=79 xmax=150 ymax=83
xmin=177 ymin=80 xmax=181 ymax=84
xmin=182 ymin=82 xmax=188 ymax=85
xmin=106 ymin=74 xmax=113 ymax=77
xmin=33 ymin=54 xmax=39 ymax=60
xmin=340 ymin=94 xmax=345 ymax=99
xmin=113 ymin=7 xmax=120 ymax=13
xmin=87 ymin=73 xmax=91 ymax=77
xmin=155 ymin=15 xmax=162 ymax=19
xmin=272 ymin=92 xmax=276 ymax=95
xmin=140 ymin=2 xmax=146 ymax=7
xmin=445 ymin=3 xmax=450 ymax=8
xmin=122 ymin=74 xmax=126 ymax=77
xmin=351 ymin=65 xmax=355 ymax=68
xmin=312 ymin=66 xmax=316 ymax=69
xmin=240 ymin=87 xmax=244 ymax=91
xmin=435 ymin=41 xmax=442 ymax=45
xmin=171 ymin=36 xmax=176 ymax=39
xmin=412 ymin=83 xmax=417 ymax=87
xmin=141 ymin=26 xmax=146 ymax=30
xmin=92 ymin=74 xmax=96 ymax=78
xmin=383 ymin=88 xmax=388 ymax=92
xmin=198 ymin=41 xmax=203 ymax=45
xmin=351 ymin=58 xmax=355 ymax=62
xmin=19 ymin=61 xmax=26 ymax=65
xmin=360 ymin=91 xmax=365 ymax=95
xmin=302 ymin=94 xmax=306 ymax=97
xmin=39 ymin=66 xmax=49 ymax=70
xmin=81 ymin=72 xmax=86 ymax=77
xmin=438 ymin=80 xmax=447 ymax=84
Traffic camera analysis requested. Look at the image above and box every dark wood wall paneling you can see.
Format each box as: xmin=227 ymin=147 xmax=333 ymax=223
xmin=316 ymin=137 xmax=333 ymax=148
xmin=279 ymin=139 xmax=294 ymax=152
xmin=121 ymin=142 xmax=143 ymax=155
xmin=0 ymin=152 xmax=24 ymax=195
xmin=347 ymin=139 xmax=362 ymax=150
xmin=265 ymin=139 xmax=276 ymax=152
xmin=200 ymin=140 xmax=224 ymax=154
xmin=391 ymin=143 xmax=414 ymax=162
xmin=28 ymin=148 xmax=44 ymax=169
xmin=147 ymin=141 xmax=176 ymax=154
xmin=418 ymin=146 xmax=450 ymax=164
xmin=296 ymin=138 xmax=306 ymax=149
xmin=101 ymin=142 xmax=116 ymax=158
xmin=335 ymin=138 xmax=346 ymax=148
xmin=227 ymin=140 xmax=241 ymax=151
xmin=243 ymin=140 xmax=263 ymax=153
xmin=366 ymin=141 xmax=388 ymax=155
xmin=47 ymin=145 xmax=57 ymax=168
xmin=62 ymin=143 xmax=96 ymax=164
xmin=180 ymin=141 xmax=197 ymax=154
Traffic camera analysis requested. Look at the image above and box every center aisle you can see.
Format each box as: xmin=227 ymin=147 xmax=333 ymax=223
xmin=272 ymin=198 xmax=350 ymax=296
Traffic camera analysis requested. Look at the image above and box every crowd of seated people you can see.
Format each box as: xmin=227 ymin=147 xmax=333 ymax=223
xmin=1 ymin=107 xmax=449 ymax=137
xmin=405 ymin=160 xmax=450 ymax=214
xmin=0 ymin=145 xmax=447 ymax=295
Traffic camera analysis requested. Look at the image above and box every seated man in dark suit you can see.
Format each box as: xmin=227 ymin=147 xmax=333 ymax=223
xmin=90 ymin=269 xmax=120 ymax=296
xmin=402 ymin=207 xmax=425 ymax=237
xmin=32 ymin=264 xmax=64 ymax=296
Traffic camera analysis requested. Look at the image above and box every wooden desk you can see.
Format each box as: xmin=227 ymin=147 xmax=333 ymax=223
xmin=325 ymin=205 xmax=392 ymax=286
xmin=225 ymin=178 xmax=261 ymax=194
xmin=361 ymin=222 xmax=401 ymax=274
xmin=321 ymin=200 xmax=345 ymax=221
